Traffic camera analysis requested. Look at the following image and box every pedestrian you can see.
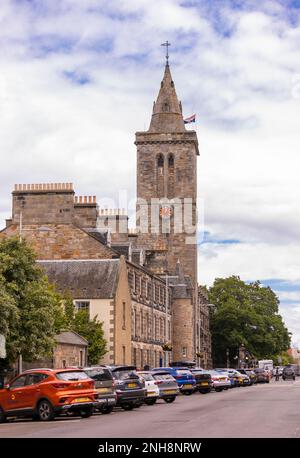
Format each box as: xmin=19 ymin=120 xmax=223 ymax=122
xmin=275 ymin=366 xmax=279 ymax=381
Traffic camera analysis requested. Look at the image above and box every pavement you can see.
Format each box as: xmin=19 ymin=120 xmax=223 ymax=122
xmin=1 ymin=378 xmax=300 ymax=438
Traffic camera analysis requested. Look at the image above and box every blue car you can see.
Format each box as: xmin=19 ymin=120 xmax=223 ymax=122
xmin=152 ymin=367 xmax=196 ymax=395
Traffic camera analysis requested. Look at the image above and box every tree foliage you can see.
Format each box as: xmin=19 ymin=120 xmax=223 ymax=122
xmin=209 ymin=276 xmax=291 ymax=366
xmin=59 ymin=296 xmax=107 ymax=365
xmin=0 ymin=237 xmax=63 ymax=368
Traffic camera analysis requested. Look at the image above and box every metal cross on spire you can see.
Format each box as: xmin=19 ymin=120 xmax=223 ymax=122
xmin=161 ymin=40 xmax=171 ymax=64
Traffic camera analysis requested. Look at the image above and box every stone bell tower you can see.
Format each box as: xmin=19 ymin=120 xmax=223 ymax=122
xmin=135 ymin=61 xmax=199 ymax=289
xmin=134 ymin=58 xmax=199 ymax=362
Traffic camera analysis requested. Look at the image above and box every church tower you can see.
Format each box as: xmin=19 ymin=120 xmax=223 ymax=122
xmin=135 ymin=60 xmax=199 ymax=288
xmin=135 ymin=58 xmax=199 ymax=361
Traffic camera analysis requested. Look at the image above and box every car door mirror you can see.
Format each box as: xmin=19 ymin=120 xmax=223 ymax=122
xmin=4 ymin=384 xmax=10 ymax=390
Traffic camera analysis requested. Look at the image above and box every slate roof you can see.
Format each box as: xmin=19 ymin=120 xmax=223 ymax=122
xmin=55 ymin=331 xmax=88 ymax=346
xmin=38 ymin=259 xmax=120 ymax=299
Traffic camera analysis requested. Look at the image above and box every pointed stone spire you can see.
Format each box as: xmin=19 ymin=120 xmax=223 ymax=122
xmin=149 ymin=63 xmax=186 ymax=133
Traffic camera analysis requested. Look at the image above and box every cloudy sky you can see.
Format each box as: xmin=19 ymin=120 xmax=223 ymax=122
xmin=1 ymin=0 xmax=300 ymax=345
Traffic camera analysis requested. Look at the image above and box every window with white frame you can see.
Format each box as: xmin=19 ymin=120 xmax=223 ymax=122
xmin=75 ymin=301 xmax=90 ymax=313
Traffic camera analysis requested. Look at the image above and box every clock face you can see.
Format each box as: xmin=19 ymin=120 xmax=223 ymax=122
xmin=160 ymin=206 xmax=172 ymax=218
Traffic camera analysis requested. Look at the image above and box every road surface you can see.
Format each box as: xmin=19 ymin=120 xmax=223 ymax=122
xmin=1 ymin=379 xmax=300 ymax=438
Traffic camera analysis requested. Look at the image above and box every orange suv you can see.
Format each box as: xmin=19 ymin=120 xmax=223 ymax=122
xmin=0 ymin=368 xmax=99 ymax=422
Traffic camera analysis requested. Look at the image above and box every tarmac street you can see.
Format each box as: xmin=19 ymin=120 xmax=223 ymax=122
xmin=1 ymin=379 xmax=300 ymax=438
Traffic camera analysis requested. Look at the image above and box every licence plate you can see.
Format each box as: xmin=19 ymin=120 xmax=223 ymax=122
xmin=127 ymin=383 xmax=137 ymax=388
xmin=147 ymin=392 xmax=156 ymax=396
xmin=200 ymin=382 xmax=208 ymax=386
xmin=164 ymin=390 xmax=176 ymax=394
xmin=73 ymin=397 xmax=91 ymax=403
xmin=97 ymin=388 xmax=111 ymax=393
xmin=220 ymin=378 xmax=225 ymax=381
xmin=184 ymin=384 xmax=193 ymax=389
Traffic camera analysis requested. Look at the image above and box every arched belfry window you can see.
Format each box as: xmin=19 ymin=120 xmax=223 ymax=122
xmin=168 ymin=154 xmax=174 ymax=167
xmin=157 ymin=154 xmax=164 ymax=196
xmin=163 ymin=102 xmax=169 ymax=112
xmin=157 ymin=154 xmax=164 ymax=169
xmin=168 ymin=154 xmax=174 ymax=198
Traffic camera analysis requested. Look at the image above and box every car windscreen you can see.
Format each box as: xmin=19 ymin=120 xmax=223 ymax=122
xmin=113 ymin=370 xmax=139 ymax=380
xmin=84 ymin=368 xmax=112 ymax=381
xmin=56 ymin=371 xmax=90 ymax=381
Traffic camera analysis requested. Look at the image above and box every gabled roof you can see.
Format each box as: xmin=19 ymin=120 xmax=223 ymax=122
xmin=55 ymin=331 xmax=88 ymax=346
xmin=38 ymin=259 xmax=120 ymax=299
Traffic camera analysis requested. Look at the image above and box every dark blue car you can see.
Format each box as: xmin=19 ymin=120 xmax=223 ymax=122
xmin=152 ymin=367 xmax=196 ymax=395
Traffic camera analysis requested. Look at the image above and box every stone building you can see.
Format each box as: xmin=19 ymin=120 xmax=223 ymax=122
xmin=19 ymin=331 xmax=88 ymax=372
xmin=1 ymin=59 xmax=211 ymax=366
xmin=198 ymin=287 xmax=213 ymax=369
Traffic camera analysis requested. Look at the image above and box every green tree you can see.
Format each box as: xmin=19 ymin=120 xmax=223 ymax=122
xmin=0 ymin=237 xmax=64 ymax=368
xmin=57 ymin=295 xmax=107 ymax=364
xmin=209 ymin=276 xmax=291 ymax=366
xmin=72 ymin=310 xmax=107 ymax=365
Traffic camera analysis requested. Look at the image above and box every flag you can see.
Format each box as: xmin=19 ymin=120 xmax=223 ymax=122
xmin=184 ymin=114 xmax=196 ymax=124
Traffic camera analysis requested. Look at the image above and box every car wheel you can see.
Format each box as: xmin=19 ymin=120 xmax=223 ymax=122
xmin=145 ymin=398 xmax=157 ymax=406
xmin=215 ymin=388 xmax=222 ymax=392
xmin=164 ymin=397 xmax=176 ymax=403
xmin=37 ymin=400 xmax=55 ymax=421
xmin=0 ymin=406 xmax=7 ymax=423
xmin=121 ymin=403 xmax=134 ymax=411
xmin=80 ymin=407 xmax=93 ymax=418
xmin=101 ymin=405 xmax=114 ymax=414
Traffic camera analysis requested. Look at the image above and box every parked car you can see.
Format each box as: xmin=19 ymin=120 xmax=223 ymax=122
xmin=207 ymin=370 xmax=231 ymax=392
xmin=105 ymin=365 xmax=146 ymax=410
xmin=215 ymin=369 xmax=236 ymax=387
xmin=238 ymin=369 xmax=257 ymax=385
xmin=190 ymin=368 xmax=213 ymax=393
xmin=153 ymin=367 xmax=196 ymax=395
xmin=234 ymin=370 xmax=251 ymax=386
xmin=282 ymin=366 xmax=296 ymax=381
xmin=151 ymin=371 xmax=179 ymax=403
xmin=0 ymin=368 xmax=99 ymax=423
xmin=137 ymin=371 xmax=159 ymax=405
xmin=83 ymin=366 xmax=116 ymax=414
xmin=254 ymin=368 xmax=270 ymax=383
xmin=215 ymin=368 xmax=246 ymax=387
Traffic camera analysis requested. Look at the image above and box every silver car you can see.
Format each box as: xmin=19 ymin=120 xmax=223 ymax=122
xmin=151 ymin=371 xmax=179 ymax=403
xmin=207 ymin=370 xmax=231 ymax=392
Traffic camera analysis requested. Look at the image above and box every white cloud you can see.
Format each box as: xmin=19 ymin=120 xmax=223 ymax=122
xmin=1 ymin=1 xmax=300 ymax=339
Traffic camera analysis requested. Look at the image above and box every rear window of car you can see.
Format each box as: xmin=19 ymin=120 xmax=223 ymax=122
xmin=153 ymin=373 xmax=174 ymax=381
xmin=113 ymin=370 xmax=139 ymax=380
xmin=56 ymin=371 xmax=90 ymax=381
xmin=176 ymin=370 xmax=191 ymax=375
xmin=84 ymin=368 xmax=112 ymax=381
xmin=138 ymin=373 xmax=154 ymax=381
